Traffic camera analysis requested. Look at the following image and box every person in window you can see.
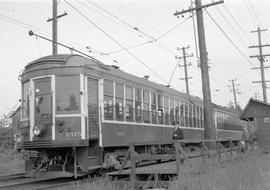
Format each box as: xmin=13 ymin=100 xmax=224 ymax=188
xmin=36 ymin=96 xmax=44 ymax=113
xmin=172 ymin=121 xmax=184 ymax=140
xmin=66 ymin=94 xmax=79 ymax=111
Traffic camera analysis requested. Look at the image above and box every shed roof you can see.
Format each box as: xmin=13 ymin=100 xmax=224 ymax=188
xmin=240 ymin=98 xmax=270 ymax=120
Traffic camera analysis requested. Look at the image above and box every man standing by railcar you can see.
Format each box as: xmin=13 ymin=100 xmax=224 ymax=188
xmin=172 ymin=121 xmax=184 ymax=140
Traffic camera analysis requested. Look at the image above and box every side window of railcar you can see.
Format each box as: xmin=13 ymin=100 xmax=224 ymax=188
xmin=188 ymin=103 xmax=193 ymax=127
xmin=164 ymin=97 xmax=169 ymax=125
xmin=180 ymin=101 xmax=184 ymax=126
xmin=170 ymin=98 xmax=174 ymax=124
xmin=175 ymin=99 xmax=180 ymax=124
xmin=151 ymin=93 xmax=157 ymax=124
xmin=184 ymin=103 xmax=189 ymax=127
xmin=200 ymin=107 xmax=204 ymax=128
xmin=115 ymin=83 xmax=124 ymax=121
xmin=22 ymin=81 xmax=30 ymax=120
xmin=135 ymin=88 xmax=142 ymax=122
xmin=158 ymin=94 xmax=163 ymax=124
xmin=143 ymin=91 xmax=150 ymax=123
xmin=196 ymin=106 xmax=200 ymax=128
xmin=125 ymin=85 xmax=133 ymax=122
xmin=103 ymin=80 xmax=114 ymax=120
xmin=56 ymin=75 xmax=80 ymax=113
xmin=192 ymin=104 xmax=196 ymax=128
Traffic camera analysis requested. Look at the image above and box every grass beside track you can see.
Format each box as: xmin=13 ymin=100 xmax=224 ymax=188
xmin=56 ymin=150 xmax=270 ymax=190
xmin=169 ymin=151 xmax=270 ymax=190
xmin=0 ymin=148 xmax=24 ymax=176
xmin=2 ymin=149 xmax=270 ymax=189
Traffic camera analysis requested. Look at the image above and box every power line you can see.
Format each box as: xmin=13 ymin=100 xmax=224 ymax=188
xmin=76 ymin=0 xmax=145 ymax=39
xmin=205 ymin=9 xmax=257 ymax=69
xmin=85 ymin=0 xmax=192 ymax=58
xmin=64 ymin=0 xmax=169 ymax=84
xmin=246 ymin=0 xmax=262 ymax=27
xmin=86 ymin=0 xmax=153 ymax=40
xmin=106 ymin=16 xmax=192 ymax=55
xmin=0 ymin=14 xmax=106 ymax=55
xmin=215 ymin=6 xmax=249 ymax=47
xmin=222 ymin=4 xmax=248 ymax=37
xmin=243 ymin=0 xmax=258 ymax=27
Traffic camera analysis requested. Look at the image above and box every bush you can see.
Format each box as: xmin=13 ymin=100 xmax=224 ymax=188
xmin=169 ymin=151 xmax=270 ymax=190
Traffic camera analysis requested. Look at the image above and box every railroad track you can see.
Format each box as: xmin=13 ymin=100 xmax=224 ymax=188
xmin=0 ymin=148 xmax=241 ymax=190
xmin=0 ymin=172 xmax=27 ymax=180
xmin=0 ymin=176 xmax=80 ymax=190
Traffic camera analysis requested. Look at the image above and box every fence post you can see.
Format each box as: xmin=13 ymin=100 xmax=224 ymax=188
xmin=216 ymin=141 xmax=221 ymax=162
xmin=174 ymin=141 xmax=181 ymax=175
xmin=229 ymin=140 xmax=233 ymax=158
xmin=130 ymin=144 xmax=136 ymax=190
xmin=201 ymin=142 xmax=206 ymax=164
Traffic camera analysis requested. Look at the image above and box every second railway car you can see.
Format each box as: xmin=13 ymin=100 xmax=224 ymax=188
xmin=18 ymin=54 xmax=245 ymax=175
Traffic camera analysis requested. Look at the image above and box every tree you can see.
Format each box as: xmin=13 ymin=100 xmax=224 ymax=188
xmin=0 ymin=114 xmax=11 ymax=128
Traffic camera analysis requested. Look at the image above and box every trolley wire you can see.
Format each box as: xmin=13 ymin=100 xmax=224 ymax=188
xmin=242 ymin=0 xmax=258 ymax=28
xmin=83 ymin=0 xmax=192 ymax=58
xmin=64 ymin=0 xmax=169 ymax=85
xmin=215 ymin=6 xmax=249 ymax=47
xmin=75 ymin=0 xmax=145 ymax=39
xmin=205 ymin=9 xmax=257 ymax=70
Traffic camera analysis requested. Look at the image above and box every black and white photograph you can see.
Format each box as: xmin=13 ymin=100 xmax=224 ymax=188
xmin=0 ymin=0 xmax=270 ymax=189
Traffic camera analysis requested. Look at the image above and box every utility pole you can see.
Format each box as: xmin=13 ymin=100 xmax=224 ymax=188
xmin=254 ymin=92 xmax=260 ymax=100
xmin=47 ymin=0 xmax=67 ymax=55
xmin=174 ymin=0 xmax=224 ymax=140
xmin=175 ymin=46 xmax=193 ymax=94
xmin=249 ymin=27 xmax=270 ymax=103
xmin=228 ymin=79 xmax=240 ymax=109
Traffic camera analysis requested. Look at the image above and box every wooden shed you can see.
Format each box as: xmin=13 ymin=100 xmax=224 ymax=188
xmin=240 ymin=98 xmax=270 ymax=151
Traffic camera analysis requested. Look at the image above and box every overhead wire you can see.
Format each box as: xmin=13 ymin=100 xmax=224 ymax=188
xmin=215 ymin=6 xmax=249 ymax=47
xmin=0 ymin=13 xmax=106 ymax=56
xmin=205 ymin=9 xmax=257 ymax=70
xmin=85 ymin=0 xmax=153 ymax=40
xmin=106 ymin=15 xmax=192 ymax=55
xmin=75 ymin=0 xmax=145 ymax=39
xmin=242 ymin=0 xmax=258 ymax=27
xmin=84 ymin=0 xmax=192 ymax=58
xmin=222 ymin=4 xmax=249 ymax=38
xmin=246 ymin=0 xmax=262 ymax=27
xmin=64 ymin=0 xmax=169 ymax=85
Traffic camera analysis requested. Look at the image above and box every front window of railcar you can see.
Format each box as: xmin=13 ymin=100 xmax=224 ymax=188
xmin=22 ymin=81 xmax=30 ymax=120
xmin=35 ymin=77 xmax=52 ymax=124
xmin=56 ymin=76 xmax=80 ymax=113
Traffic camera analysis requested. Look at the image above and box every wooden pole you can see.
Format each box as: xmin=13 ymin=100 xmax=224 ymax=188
xmin=130 ymin=144 xmax=136 ymax=189
xmin=52 ymin=0 xmax=57 ymax=55
xmin=195 ymin=0 xmax=216 ymax=141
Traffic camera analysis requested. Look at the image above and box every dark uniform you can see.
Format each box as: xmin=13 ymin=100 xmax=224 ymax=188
xmin=172 ymin=122 xmax=184 ymax=140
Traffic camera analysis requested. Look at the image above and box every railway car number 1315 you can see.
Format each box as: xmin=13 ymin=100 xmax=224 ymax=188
xmin=66 ymin=131 xmax=81 ymax=137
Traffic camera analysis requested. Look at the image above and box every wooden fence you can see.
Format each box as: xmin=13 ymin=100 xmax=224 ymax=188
xmin=117 ymin=138 xmax=251 ymax=189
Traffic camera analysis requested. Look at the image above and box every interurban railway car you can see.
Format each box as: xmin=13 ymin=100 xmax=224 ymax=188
xmin=18 ymin=54 xmax=245 ymax=175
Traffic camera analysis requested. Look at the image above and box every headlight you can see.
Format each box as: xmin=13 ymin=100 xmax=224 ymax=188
xmin=33 ymin=125 xmax=41 ymax=136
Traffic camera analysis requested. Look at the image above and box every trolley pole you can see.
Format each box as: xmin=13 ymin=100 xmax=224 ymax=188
xmin=174 ymin=0 xmax=224 ymax=140
xmin=47 ymin=0 xmax=67 ymax=55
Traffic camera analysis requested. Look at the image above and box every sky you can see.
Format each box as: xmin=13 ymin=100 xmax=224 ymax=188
xmin=1 ymin=0 xmax=270 ymax=116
